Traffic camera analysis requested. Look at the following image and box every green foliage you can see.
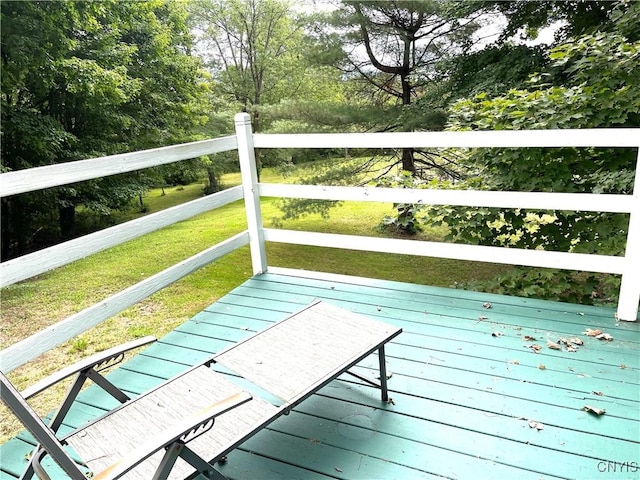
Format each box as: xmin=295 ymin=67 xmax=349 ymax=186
xmin=477 ymin=0 xmax=627 ymax=43
xmin=375 ymin=172 xmax=427 ymax=235
xmin=462 ymin=268 xmax=619 ymax=306
xmin=434 ymin=29 xmax=639 ymax=303
xmin=1 ymin=0 xmax=209 ymax=259
xmin=191 ymin=0 xmax=306 ymax=130
xmin=437 ymin=44 xmax=548 ymax=104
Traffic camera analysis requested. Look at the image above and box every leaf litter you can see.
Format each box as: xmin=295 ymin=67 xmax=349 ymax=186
xmin=524 ymin=328 xmax=613 ymax=354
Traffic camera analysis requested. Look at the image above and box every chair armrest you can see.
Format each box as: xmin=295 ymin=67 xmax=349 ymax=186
xmin=21 ymin=336 xmax=157 ymax=399
xmin=90 ymin=391 xmax=252 ymax=480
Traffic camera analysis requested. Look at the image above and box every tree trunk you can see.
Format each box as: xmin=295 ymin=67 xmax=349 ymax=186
xmin=59 ymin=205 xmax=76 ymax=239
xmin=1 ymin=198 xmax=11 ymax=260
xmin=207 ymin=167 xmax=220 ymax=194
xmin=401 ymin=147 xmax=416 ymax=174
xmin=400 ymin=71 xmax=417 ymax=174
xmin=2 ymin=197 xmax=29 ymax=259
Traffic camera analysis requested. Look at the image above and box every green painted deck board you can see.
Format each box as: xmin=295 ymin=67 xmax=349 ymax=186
xmin=2 ymin=269 xmax=639 ymax=480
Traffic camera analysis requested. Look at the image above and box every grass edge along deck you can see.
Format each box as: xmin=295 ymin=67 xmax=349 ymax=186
xmin=2 ymin=268 xmax=639 ymax=480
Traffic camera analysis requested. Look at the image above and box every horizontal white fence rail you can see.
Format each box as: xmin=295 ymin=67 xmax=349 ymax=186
xmin=253 ymin=129 xmax=640 ymax=149
xmin=264 ymin=229 xmax=626 ymax=275
xmin=0 ymin=186 xmax=243 ymax=288
xmin=0 ymin=231 xmax=249 ymax=372
xmin=1 ymin=113 xmax=639 ymax=374
xmin=259 ymin=183 xmax=636 ymax=213
xmin=239 ymin=113 xmax=640 ymax=321
xmin=0 ymin=135 xmax=237 ymax=197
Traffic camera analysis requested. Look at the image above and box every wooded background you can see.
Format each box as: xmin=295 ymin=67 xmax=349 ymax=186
xmin=2 ymin=0 xmax=638 ymax=302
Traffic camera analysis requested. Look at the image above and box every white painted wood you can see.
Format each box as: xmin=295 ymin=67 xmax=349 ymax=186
xmin=0 ymin=231 xmax=249 ymax=373
xmin=0 ymin=136 xmax=237 ymax=197
xmin=0 ymin=186 xmax=243 ymax=288
xmin=263 ymin=228 xmax=626 ymax=275
xmin=235 ymin=113 xmax=267 ymax=274
xmin=259 ymin=183 xmax=635 ymax=213
xmin=616 ymin=147 xmax=640 ymax=321
xmin=253 ymin=129 xmax=640 ymax=149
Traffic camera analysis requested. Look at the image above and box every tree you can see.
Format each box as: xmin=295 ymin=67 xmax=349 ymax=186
xmin=482 ymin=0 xmax=631 ymax=43
xmin=1 ymin=0 xmax=208 ymax=259
xmin=191 ymin=0 xmax=303 ymax=133
xmin=324 ymin=0 xmax=480 ymax=174
xmin=426 ymin=6 xmax=639 ymax=302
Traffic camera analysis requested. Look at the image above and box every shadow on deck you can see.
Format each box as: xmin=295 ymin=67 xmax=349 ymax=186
xmin=2 ymin=268 xmax=639 ymax=480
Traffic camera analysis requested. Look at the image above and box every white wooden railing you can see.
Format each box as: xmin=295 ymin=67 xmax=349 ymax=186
xmin=1 ymin=113 xmax=638 ymax=372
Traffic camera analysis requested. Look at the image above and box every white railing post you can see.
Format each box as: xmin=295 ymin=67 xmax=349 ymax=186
xmin=616 ymin=146 xmax=640 ymax=321
xmin=235 ymin=112 xmax=267 ymax=275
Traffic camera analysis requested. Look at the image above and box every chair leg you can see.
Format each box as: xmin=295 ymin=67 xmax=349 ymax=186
xmin=154 ymin=443 xmax=228 ymax=480
xmin=179 ymin=445 xmax=228 ymax=480
xmin=378 ymin=346 xmax=389 ymax=402
xmin=152 ymin=443 xmax=183 ymax=480
xmin=30 ymin=449 xmax=52 ymax=480
xmin=19 ymin=450 xmax=38 ymax=480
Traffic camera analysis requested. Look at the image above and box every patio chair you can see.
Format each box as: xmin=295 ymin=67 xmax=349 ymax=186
xmin=1 ymin=300 xmax=402 ymax=480
xmin=0 ymin=337 xmax=254 ymax=480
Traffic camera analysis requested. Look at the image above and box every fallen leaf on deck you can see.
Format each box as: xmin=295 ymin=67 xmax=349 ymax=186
xmin=595 ymin=333 xmax=613 ymax=341
xmin=527 ymin=344 xmax=542 ymax=353
xmin=509 ymin=359 xmax=520 ymax=365
xmin=620 ymin=364 xmax=627 ymax=369
xmin=568 ymin=337 xmax=583 ymax=345
xmin=547 ymin=340 xmax=562 ymax=350
xmin=335 ymin=467 xmax=343 ymax=473
xmin=538 ymin=364 xmax=546 ymax=370
xmin=528 ymin=420 xmax=544 ymax=430
xmin=492 ymin=332 xmax=503 ymax=337
xmin=584 ymin=328 xmax=602 ymax=337
xmin=592 ymin=391 xmax=604 ymax=396
xmin=478 ymin=315 xmax=488 ymax=321
xmin=482 ymin=302 xmax=492 ymax=309
xmin=566 ymin=345 xmax=578 ymax=353
xmin=523 ymin=335 xmax=537 ymax=341
xmin=583 ymin=405 xmax=606 ymax=416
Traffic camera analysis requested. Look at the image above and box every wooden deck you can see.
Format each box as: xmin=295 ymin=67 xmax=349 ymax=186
xmin=1 ymin=268 xmax=639 ymax=480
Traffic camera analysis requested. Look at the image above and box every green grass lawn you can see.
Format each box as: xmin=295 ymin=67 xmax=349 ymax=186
xmin=0 ymin=165 xmax=512 ymax=442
